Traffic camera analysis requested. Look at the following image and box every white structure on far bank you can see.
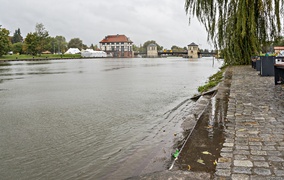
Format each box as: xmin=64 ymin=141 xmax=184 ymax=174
xmin=65 ymin=48 xmax=81 ymax=54
xmin=188 ymin=42 xmax=199 ymax=58
xmin=81 ymin=49 xmax=107 ymax=57
xmin=147 ymin=44 xmax=158 ymax=58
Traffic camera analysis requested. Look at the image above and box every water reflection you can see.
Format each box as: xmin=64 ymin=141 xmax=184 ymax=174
xmin=174 ymin=68 xmax=232 ymax=175
xmin=0 ymin=62 xmax=12 ymax=66
xmin=103 ymin=66 xmax=131 ymax=71
xmin=26 ymin=61 xmax=52 ymax=66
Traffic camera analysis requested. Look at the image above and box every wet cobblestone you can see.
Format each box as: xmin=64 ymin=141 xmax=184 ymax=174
xmin=215 ymin=66 xmax=284 ymax=179
xmin=131 ymin=65 xmax=284 ymax=180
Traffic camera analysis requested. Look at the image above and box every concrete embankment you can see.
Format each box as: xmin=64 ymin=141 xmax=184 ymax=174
xmin=128 ymin=65 xmax=284 ymax=179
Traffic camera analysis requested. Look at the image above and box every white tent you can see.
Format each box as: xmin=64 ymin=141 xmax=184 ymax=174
xmin=65 ymin=48 xmax=81 ymax=54
xmin=81 ymin=49 xmax=107 ymax=58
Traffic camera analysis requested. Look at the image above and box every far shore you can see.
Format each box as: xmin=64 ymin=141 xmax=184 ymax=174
xmin=0 ymin=54 xmax=82 ymax=61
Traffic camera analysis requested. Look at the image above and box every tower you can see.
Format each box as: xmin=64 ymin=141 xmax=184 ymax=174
xmin=188 ymin=42 xmax=199 ymax=58
xmin=147 ymin=44 xmax=158 ymax=58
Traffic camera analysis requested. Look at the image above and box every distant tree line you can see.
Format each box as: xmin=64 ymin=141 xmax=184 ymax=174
xmin=1 ymin=23 xmax=190 ymax=57
xmin=0 ymin=23 xmax=99 ymax=57
xmin=133 ymin=40 xmax=188 ymax=53
xmin=0 ymin=26 xmax=11 ymax=57
xmin=1 ymin=18 xmax=284 ymax=59
xmin=133 ymin=40 xmax=164 ymax=53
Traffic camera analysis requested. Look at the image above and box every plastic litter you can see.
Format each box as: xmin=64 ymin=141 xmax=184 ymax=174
xmin=173 ymin=149 xmax=179 ymax=158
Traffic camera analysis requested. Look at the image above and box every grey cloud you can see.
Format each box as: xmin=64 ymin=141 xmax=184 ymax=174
xmin=0 ymin=0 xmax=212 ymax=50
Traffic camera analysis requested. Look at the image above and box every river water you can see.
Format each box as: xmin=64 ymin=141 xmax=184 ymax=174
xmin=0 ymin=57 xmax=222 ymax=180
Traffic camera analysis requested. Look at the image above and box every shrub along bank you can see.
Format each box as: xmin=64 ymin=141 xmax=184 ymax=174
xmin=198 ymin=67 xmax=226 ymax=93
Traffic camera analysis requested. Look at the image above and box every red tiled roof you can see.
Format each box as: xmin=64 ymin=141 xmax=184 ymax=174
xmin=100 ymin=34 xmax=132 ymax=43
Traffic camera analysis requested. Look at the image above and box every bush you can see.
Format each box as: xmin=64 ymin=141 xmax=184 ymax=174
xmin=198 ymin=69 xmax=224 ymax=93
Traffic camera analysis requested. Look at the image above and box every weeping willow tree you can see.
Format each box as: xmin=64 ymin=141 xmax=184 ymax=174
xmin=185 ymin=0 xmax=284 ymax=65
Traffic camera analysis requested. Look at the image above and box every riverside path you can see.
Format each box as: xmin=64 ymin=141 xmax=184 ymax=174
xmin=127 ymin=65 xmax=284 ymax=179
xmin=215 ymin=65 xmax=284 ymax=179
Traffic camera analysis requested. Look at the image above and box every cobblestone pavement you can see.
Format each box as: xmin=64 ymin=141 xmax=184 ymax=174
xmin=215 ymin=65 xmax=284 ymax=180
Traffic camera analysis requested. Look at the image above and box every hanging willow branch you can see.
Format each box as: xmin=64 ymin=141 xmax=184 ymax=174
xmin=185 ymin=0 xmax=284 ymax=65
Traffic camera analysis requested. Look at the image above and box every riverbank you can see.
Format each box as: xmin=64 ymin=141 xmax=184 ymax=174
xmin=127 ymin=66 xmax=232 ymax=179
xmin=128 ymin=65 xmax=284 ymax=179
xmin=0 ymin=54 xmax=81 ymax=61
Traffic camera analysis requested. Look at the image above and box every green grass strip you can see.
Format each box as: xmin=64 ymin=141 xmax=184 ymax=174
xmin=0 ymin=54 xmax=81 ymax=60
xmin=198 ymin=68 xmax=225 ymax=93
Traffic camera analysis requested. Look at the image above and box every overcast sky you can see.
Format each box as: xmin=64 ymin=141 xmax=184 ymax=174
xmin=1 ymin=0 xmax=213 ymax=50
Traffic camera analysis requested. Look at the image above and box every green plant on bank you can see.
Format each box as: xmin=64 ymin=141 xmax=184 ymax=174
xmin=0 ymin=54 xmax=81 ymax=60
xmin=198 ymin=68 xmax=225 ymax=93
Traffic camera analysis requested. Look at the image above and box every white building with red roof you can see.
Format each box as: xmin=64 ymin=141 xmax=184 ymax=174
xmin=99 ymin=34 xmax=133 ymax=58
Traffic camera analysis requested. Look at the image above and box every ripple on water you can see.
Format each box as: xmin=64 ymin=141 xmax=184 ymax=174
xmin=0 ymin=58 xmax=224 ymax=180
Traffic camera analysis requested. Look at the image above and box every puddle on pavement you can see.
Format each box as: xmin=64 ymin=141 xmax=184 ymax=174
xmin=173 ymin=69 xmax=232 ymax=177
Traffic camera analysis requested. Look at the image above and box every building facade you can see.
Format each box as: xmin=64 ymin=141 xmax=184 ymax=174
xmin=147 ymin=44 xmax=158 ymax=57
xmin=99 ymin=34 xmax=133 ymax=58
xmin=274 ymin=46 xmax=284 ymax=55
xmin=188 ymin=42 xmax=199 ymax=58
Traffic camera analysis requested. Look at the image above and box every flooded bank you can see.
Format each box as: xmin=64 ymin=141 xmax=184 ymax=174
xmin=0 ymin=58 xmax=223 ymax=179
xmin=173 ymin=68 xmax=232 ymax=177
